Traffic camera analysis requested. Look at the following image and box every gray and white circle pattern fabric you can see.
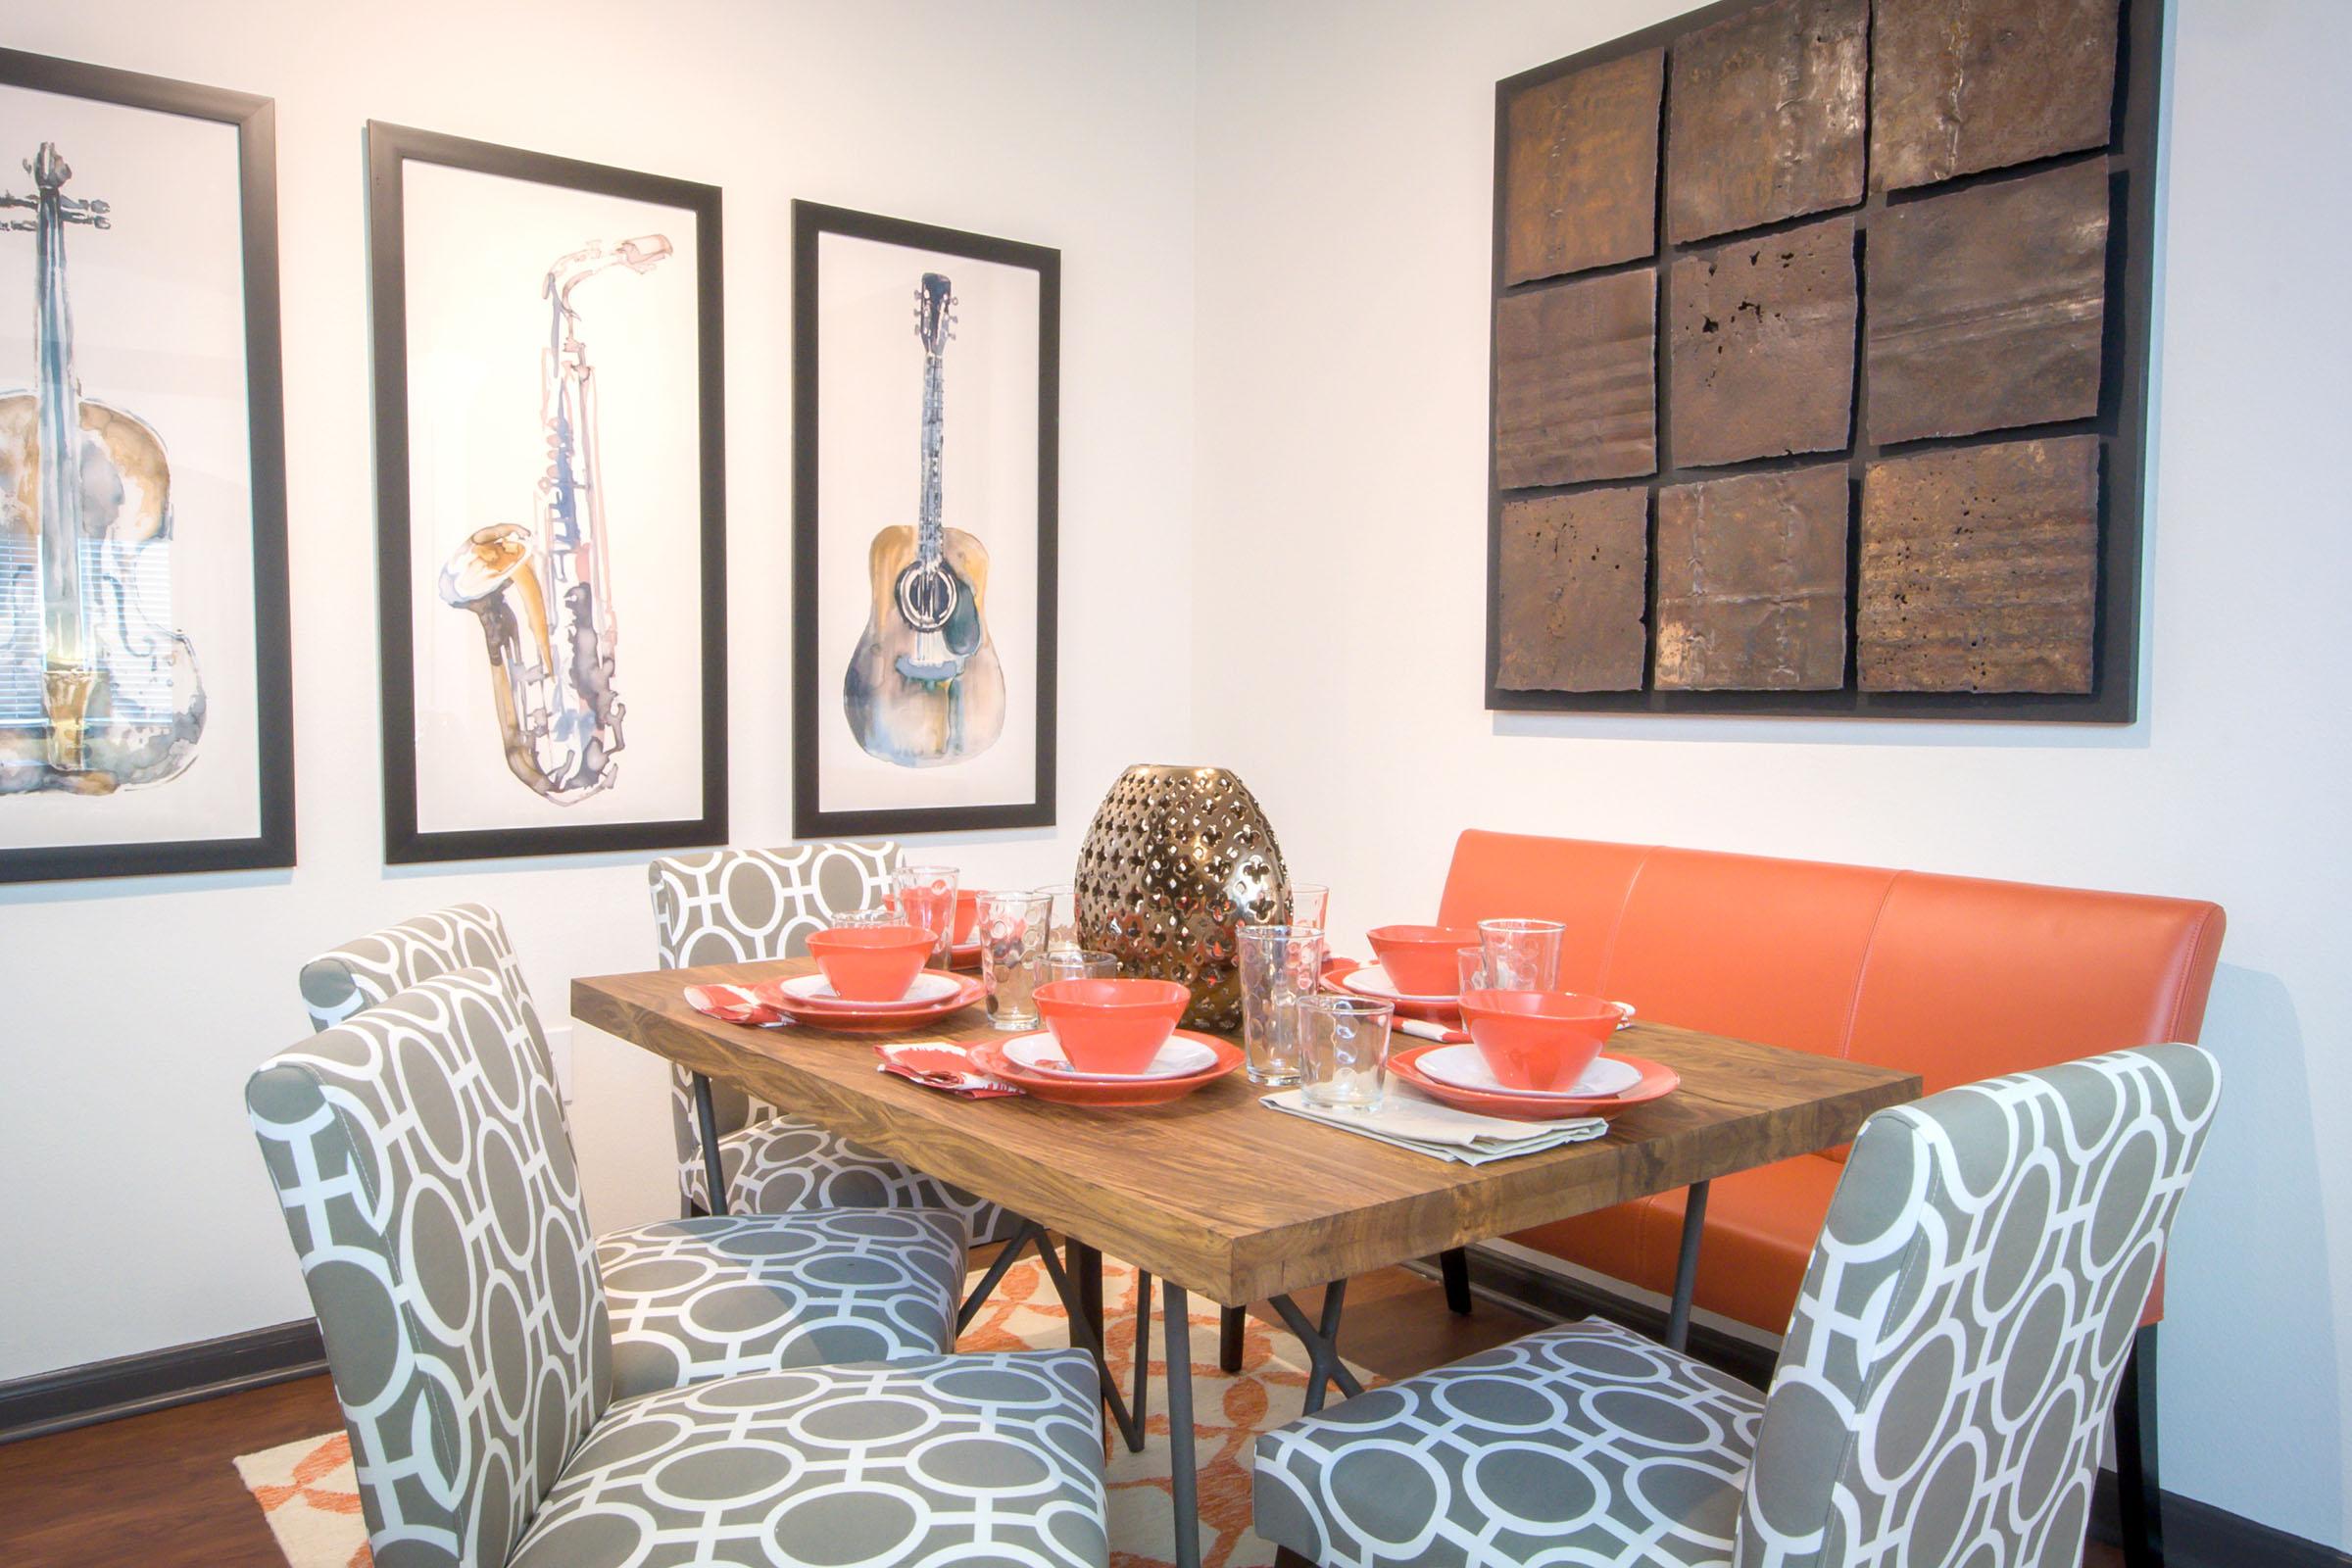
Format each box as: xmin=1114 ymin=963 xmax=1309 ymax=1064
xmin=509 ymin=1352 xmax=1110 ymax=1568
xmin=299 ymin=904 xmax=551 ymax=1078
xmin=647 ymin=840 xmax=1014 ymax=1246
xmin=1736 ymin=1043 xmax=2221 ymax=1568
xmin=247 ymin=967 xmax=610 ymax=1568
xmin=681 ymin=1117 xmax=1009 ymax=1248
xmin=600 ymin=1209 xmax=966 ymax=1401
xmin=1253 ymin=1316 xmax=1763 ymax=1568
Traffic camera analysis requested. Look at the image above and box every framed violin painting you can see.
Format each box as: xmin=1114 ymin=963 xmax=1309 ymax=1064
xmin=791 ymin=202 xmax=1058 ymax=838
xmin=0 ymin=49 xmax=294 ymax=884
xmin=368 ymin=123 xmax=727 ymax=864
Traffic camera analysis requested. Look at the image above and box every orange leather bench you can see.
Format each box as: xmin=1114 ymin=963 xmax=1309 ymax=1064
xmin=1436 ymin=831 xmax=2226 ymax=1335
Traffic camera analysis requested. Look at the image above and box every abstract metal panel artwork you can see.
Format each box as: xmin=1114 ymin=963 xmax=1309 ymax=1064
xmin=1857 ymin=436 xmax=2099 ymax=695
xmin=0 ymin=49 xmax=293 ymax=883
xmin=1867 ymin=160 xmax=2108 ymax=445
xmin=1494 ymin=488 xmax=1648 ymax=693
xmin=1488 ymin=0 xmax=2160 ymax=722
xmin=1655 ymin=465 xmax=1848 ymax=691
xmin=1664 ymin=0 xmax=1869 ymax=244
xmin=1501 ymin=48 xmax=1663 ymax=285
xmin=1871 ymin=0 xmax=2122 ymax=191
xmin=1669 ymin=216 xmax=1856 ymax=467
xmin=1493 ymin=270 xmax=1656 ymax=490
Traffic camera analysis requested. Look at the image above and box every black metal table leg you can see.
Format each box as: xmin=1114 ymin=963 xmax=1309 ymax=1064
xmin=1033 ymin=1233 xmax=1145 ymax=1453
xmin=1664 ymin=1179 xmax=1710 ymax=1353
xmin=1072 ymin=1239 xmax=1106 ymax=1346
xmin=1440 ymin=1247 xmax=1473 ymax=1314
xmin=1219 ymin=1302 xmax=1246 ymax=1373
xmin=1268 ymin=1286 xmax=1361 ymax=1415
xmin=1163 ymin=1279 xmax=1201 ymax=1568
xmin=690 ymin=1072 xmax=727 ymax=1218
xmin=958 ymin=1218 xmax=1040 ymax=1333
xmin=1132 ymin=1269 xmax=1153 ymax=1434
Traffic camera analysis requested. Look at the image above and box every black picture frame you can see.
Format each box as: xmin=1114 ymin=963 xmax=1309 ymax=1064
xmin=0 ymin=48 xmax=295 ymax=884
xmin=790 ymin=201 xmax=1059 ymax=839
xmin=367 ymin=122 xmax=727 ymax=864
xmin=1485 ymin=0 xmax=2164 ymax=722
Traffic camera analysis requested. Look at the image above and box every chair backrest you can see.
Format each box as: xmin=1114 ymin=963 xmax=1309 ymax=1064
xmin=646 ymin=841 xmax=898 ymax=1159
xmin=247 ymin=968 xmax=610 ymax=1568
xmin=1735 ymin=1043 xmax=2221 ymax=1567
xmin=299 ymin=904 xmax=548 ymax=1068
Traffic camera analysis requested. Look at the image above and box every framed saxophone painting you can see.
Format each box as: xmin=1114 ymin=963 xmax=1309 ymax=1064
xmin=0 ymin=49 xmax=294 ymax=884
xmin=790 ymin=202 xmax=1058 ymax=838
xmin=368 ymin=122 xmax=727 ymax=864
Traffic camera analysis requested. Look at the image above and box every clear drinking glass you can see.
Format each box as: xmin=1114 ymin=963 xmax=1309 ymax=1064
xmin=1479 ymin=917 xmax=1565 ymax=991
xmin=1296 ymin=994 xmax=1395 ymax=1112
xmin=1038 ymin=882 xmax=1081 ymax=953
xmin=1238 ymin=924 xmax=1328 ymax=1086
xmin=1044 ymin=949 xmax=1118 ymax=984
xmin=896 ymin=865 xmax=960 ymax=968
xmin=1286 ymin=881 xmax=1331 ymax=931
xmin=978 ymin=889 xmax=1054 ymax=1031
xmin=1455 ymin=947 xmax=1491 ymax=994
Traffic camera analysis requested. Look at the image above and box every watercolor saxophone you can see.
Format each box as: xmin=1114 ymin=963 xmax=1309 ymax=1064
xmin=438 ymin=234 xmax=669 ymax=804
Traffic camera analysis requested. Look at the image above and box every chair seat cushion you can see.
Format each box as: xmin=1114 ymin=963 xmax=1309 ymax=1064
xmin=1253 ymin=1318 xmax=1761 ymax=1568
xmin=681 ymin=1113 xmax=1013 ymax=1243
xmin=511 ymin=1352 xmax=1109 ymax=1568
xmin=599 ymin=1211 xmax=964 ymax=1401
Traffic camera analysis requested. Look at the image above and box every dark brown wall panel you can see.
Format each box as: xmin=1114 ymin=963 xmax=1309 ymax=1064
xmin=1872 ymin=0 xmax=2121 ymax=191
xmin=1496 ymin=489 xmax=1650 ymax=692
xmin=1656 ymin=465 xmax=1849 ymax=691
xmin=1502 ymin=48 xmax=1664 ymax=284
xmin=1494 ymin=271 xmax=1657 ymax=489
xmin=1867 ymin=160 xmax=2109 ymax=445
xmin=1669 ymin=216 xmax=1857 ymax=466
xmin=1665 ymin=0 xmax=1868 ymax=243
xmin=1858 ymin=437 xmax=2099 ymax=694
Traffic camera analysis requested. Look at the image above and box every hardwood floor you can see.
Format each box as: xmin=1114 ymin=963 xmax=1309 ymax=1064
xmin=0 ymin=1263 xmax=2125 ymax=1567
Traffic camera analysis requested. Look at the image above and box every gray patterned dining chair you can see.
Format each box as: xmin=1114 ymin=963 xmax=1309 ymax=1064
xmin=648 ymin=842 xmax=1013 ymax=1243
xmin=1253 ymin=1043 xmax=2221 ymax=1568
xmin=248 ymin=966 xmax=1109 ymax=1568
xmin=297 ymin=909 xmax=970 ymax=1400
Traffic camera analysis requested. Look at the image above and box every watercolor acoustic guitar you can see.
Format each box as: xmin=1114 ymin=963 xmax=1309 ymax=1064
xmin=843 ymin=271 xmax=1004 ymax=767
xmin=0 ymin=142 xmax=203 ymax=796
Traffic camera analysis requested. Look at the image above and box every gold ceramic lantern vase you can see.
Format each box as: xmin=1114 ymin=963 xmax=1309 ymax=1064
xmin=1073 ymin=764 xmax=1290 ymax=1032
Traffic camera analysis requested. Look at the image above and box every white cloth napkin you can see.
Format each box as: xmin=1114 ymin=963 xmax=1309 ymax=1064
xmin=1260 ymin=1082 xmax=1608 ymax=1164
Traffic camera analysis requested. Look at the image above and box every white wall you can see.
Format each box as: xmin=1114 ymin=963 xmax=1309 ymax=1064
xmin=1193 ymin=0 xmax=2350 ymax=1548
xmin=0 ymin=0 xmax=1198 ymax=1379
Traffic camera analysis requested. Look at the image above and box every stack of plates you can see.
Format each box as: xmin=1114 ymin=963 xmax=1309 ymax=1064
xmin=968 ymin=1029 xmax=1242 ymax=1106
xmin=1390 ymin=1043 xmax=1679 ymax=1122
xmin=749 ymin=970 xmax=986 ymax=1031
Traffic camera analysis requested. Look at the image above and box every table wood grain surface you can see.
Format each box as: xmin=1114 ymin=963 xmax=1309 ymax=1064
xmin=574 ymin=958 xmax=1920 ymax=1305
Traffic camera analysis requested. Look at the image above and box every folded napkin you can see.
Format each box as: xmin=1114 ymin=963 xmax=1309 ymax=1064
xmin=1261 ymin=1082 xmax=1606 ymax=1164
xmin=874 ymin=1041 xmax=1022 ymax=1099
xmin=683 ymin=983 xmax=793 ymax=1028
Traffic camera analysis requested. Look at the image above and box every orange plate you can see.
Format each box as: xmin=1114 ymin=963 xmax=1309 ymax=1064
xmin=968 ymin=1030 xmax=1243 ymax=1106
xmin=1390 ymin=1043 xmax=1679 ymax=1122
xmin=750 ymin=972 xmax=986 ymax=1031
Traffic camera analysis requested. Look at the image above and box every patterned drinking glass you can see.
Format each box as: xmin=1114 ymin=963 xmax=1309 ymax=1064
xmin=1239 ymin=924 xmax=1328 ymax=1087
xmin=1479 ymin=917 xmax=1564 ymax=991
xmin=1455 ymin=947 xmax=1491 ymax=994
xmin=1038 ymin=882 xmax=1081 ymax=953
xmin=1044 ymin=949 xmax=1117 ymax=984
xmin=1295 ymin=993 xmax=1395 ymax=1112
xmin=978 ymin=889 xmax=1054 ymax=1031
xmin=1286 ymin=881 xmax=1331 ymax=931
xmin=896 ymin=865 xmax=960 ymax=968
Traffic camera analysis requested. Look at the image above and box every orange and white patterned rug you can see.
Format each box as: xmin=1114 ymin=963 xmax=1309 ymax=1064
xmin=238 ymin=1254 xmax=1368 ymax=1568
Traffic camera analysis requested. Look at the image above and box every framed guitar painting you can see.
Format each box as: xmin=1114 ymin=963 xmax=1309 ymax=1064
xmin=791 ymin=202 xmax=1057 ymax=838
xmin=0 ymin=49 xmax=293 ymax=884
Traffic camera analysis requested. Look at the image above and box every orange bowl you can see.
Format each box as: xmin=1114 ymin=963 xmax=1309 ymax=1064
xmin=1034 ymin=978 xmax=1192 ymax=1074
xmin=1365 ymin=925 xmax=1481 ymax=996
xmin=806 ymin=925 xmax=935 ymax=1002
xmin=1456 ymin=989 xmax=1620 ymax=1092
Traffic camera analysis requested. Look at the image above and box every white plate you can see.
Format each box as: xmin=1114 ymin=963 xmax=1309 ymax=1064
xmin=778 ymin=971 xmax=963 ymax=1008
xmin=1336 ymin=962 xmax=1457 ymax=1004
xmin=1002 ymin=1032 xmax=1219 ymax=1081
xmin=1417 ymin=1045 xmax=1642 ymax=1100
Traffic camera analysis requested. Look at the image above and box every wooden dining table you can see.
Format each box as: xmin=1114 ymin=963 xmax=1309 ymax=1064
xmin=573 ymin=956 xmax=1920 ymax=1568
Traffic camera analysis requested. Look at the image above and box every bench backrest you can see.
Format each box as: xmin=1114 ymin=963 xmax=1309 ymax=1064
xmin=1437 ymin=831 xmax=2225 ymax=1092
